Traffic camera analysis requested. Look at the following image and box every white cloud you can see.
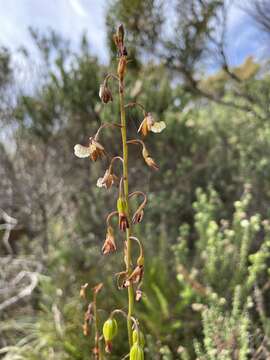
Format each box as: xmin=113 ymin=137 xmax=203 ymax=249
xmin=68 ymin=0 xmax=88 ymax=18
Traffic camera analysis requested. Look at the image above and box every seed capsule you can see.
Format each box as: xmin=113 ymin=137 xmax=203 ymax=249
xmin=130 ymin=343 xmax=144 ymax=360
xmin=117 ymin=197 xmax=129 ymax=231
xmin=132 ymin=329 xmax=145 ymax=347
xmin=103 ymin=318 xmax=118 ymax=341
xmin=103 ymin=318 xmax=118 ymax=353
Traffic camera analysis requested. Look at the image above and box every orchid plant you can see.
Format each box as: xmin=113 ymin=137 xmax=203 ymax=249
xmin=74 ymin=24 xmax=165 ymax=359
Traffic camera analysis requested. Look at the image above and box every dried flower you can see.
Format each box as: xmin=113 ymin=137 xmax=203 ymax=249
xmin=117 ymin=197 xmax=129 ymax=231
xmin=144 ymin=155 xmax=159 ymax=170
xmin=138 ymin=113 xmax=166 ymax=137
xmin=80 ymin=283 xmax=88 ymax=299
xmin=74 ymin=137 xmax=105 ymax=161
xmin=102 ymin=226 xmax=116 ymax=255
xmin=99 ymin=83 xmax=113 ymax=104
xmin=93 ymin=283 xmax=103 ymax=294
xmin=97 ymin=168 xmax=118 ymax=189
xmin=135 ymin=289 xmax=143 ymax=302
xmin=103 ymin=318 xmax=118 ymax=353
xmin=129 ymin=191 xmax=147 ymax=224
xmin=132 ymin=208 xmax=144 ymax=224
xmin=124 ymin=265 xmax=144 ymax=287
xmin=83 ymin=303 xmax=94 ymax=336
xmin=142 ymin=146 xmax=159 ymax=170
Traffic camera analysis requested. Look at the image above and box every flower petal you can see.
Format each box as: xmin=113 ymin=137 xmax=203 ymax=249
xmin=97 ymin=177 xmax=104 ymax=188
xmin=150 ymin=121 xmax=166 ymax=133
xmin=74 ymin=144 xmax=91 ymax=158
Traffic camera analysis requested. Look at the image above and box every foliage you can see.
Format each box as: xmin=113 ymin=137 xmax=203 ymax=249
xmin=1 ymin=0 xmax=270 ymax=359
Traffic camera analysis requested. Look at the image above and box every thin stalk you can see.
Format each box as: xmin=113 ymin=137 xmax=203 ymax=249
xmin=93 ymin=292 xmax=102 ymax=360
xmin=119 ymin=73 xmax=134 ymax=348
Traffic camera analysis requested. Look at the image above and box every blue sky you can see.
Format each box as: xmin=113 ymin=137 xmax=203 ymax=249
xmin=0 ymin=0 xmax=266 ymax=67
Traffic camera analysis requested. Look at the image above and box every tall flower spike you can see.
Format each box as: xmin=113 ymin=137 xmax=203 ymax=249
xmin=138 ymin=112 xmax=166 ymax=137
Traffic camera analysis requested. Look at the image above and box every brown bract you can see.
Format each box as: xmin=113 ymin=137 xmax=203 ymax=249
xmin=118 ymin=56 xmax=127 ymax=82
xmin=102 ymin=226 xmax=116 ymax=255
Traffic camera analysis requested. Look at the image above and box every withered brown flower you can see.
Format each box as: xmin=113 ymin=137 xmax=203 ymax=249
xmin=83 ymin=302 xmax=94 ymax=336
xmin=97 ymin=169 xmax=118 ymax=189
xmin=102 ymin=226 xmax=116 ymax=255
xmin=74 ymin=137 xmax=105 ymax=162
xmin=93 ymin=283 xmax=103 ymax=295
xmin=142 ymin=146 xmax=159 ymax=170
xmin=124 ymin=265 xmax=144 ymax=287
xmin=135 ymin=289 xmax=143 ymax=302
xmin=132 ymin=208 xmax=144 ymax=224
xmin=99 ymin=83 xmax=113 ymax=104
xmin=138 ymin=113 xmax=166 ymax=137
xmin=80 ymin=283 xmax=88 ymax=299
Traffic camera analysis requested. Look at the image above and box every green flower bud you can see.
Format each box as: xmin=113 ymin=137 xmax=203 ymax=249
xmin=132 ymin=329 xmax=145 ymax=347
xmin=130 ymin=343 xmax=144 ymax=360
xmin=117 ymin=197 xmax=128 ymax=214
xmin=103 ymin=318 xmax=118 ymax=341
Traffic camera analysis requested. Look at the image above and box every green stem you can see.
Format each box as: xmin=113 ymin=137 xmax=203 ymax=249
xmin=93 ymin=293 xmax=102 ymax=360
xmin=119 ymin=78 xmax=134 ymax=348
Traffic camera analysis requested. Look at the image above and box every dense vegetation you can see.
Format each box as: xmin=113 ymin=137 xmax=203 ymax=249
xmin=1 ymin=0 xmax=270 ymax=359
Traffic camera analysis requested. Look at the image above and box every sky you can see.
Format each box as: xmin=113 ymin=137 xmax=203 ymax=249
xmin=0 ymin=0 xmax=267 ymax=69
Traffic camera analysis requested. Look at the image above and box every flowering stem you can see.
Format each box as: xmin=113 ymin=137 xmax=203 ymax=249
xmin=93 ymin=292 xmax=102 ymax=360
xmin=119 ymin=69 xmax=134 ymax=348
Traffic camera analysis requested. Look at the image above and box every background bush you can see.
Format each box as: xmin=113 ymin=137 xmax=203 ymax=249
xmin=1 ymin=0 xmax=270 ymax=359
